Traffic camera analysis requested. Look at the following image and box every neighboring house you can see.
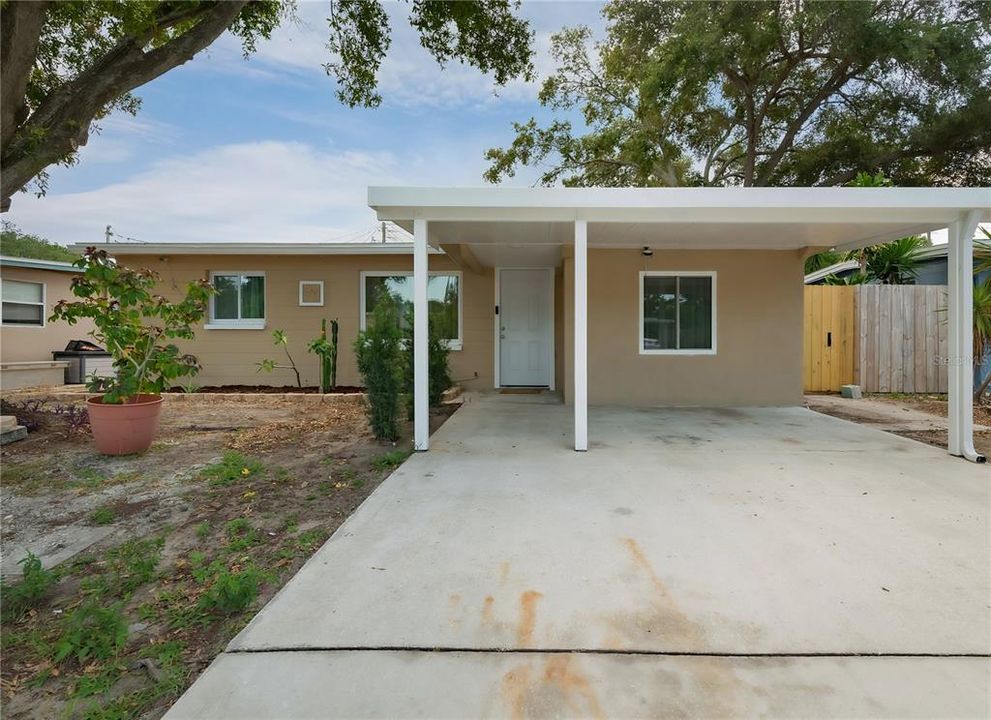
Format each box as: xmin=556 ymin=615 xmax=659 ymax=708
xmin=73 ymin=187 xmax=988 ymax=463
xmin=0 ymin=255 xmax=94 ymax=389
xmin=804 ymin=244 xmax=972 ymax=285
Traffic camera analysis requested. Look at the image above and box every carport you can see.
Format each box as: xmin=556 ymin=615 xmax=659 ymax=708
xmin=368 ymin=186 xmax=991 ymax=461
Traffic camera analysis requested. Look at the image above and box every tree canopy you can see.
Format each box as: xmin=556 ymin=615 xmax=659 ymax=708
xmin=484 ymin=0 xmax=991 ymax=188
xmin=1 ymin=0 xmax=534 ymax=211
xmin=0 ymin=221 xmax=77 ymax=261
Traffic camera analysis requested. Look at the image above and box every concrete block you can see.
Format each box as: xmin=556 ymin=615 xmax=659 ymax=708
xmin=0 ymin=415 xmax=16 ymax=432
xmin=0 ymin=425 xmax=27 ymax=445
xmin=840 ymin=384 xmax=863 ymax=399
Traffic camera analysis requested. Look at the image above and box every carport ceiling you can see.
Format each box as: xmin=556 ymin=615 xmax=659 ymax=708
xmin=369 ymin=186 xmax=991 ymax=251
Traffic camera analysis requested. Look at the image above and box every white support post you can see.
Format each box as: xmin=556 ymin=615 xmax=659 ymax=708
xmin=413 ymin=218 xmax=429 ymax=451
xmin=574 ymin=219 xmax=588 ymax=452
xmin=948 ymin=211 xmax=985 ymax=462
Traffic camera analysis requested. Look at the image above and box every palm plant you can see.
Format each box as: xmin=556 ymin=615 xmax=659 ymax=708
xmin=860 ymin=236 xmax=928 ymax=284
xmin=973 ymin=280 xmax=991 ymax=402
xmin=804 ymin=249 xmax=845 ymax=275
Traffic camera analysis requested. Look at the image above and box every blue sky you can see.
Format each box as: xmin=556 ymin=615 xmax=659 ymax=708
xmin=7 ymin=1 xmax=605 ymax=246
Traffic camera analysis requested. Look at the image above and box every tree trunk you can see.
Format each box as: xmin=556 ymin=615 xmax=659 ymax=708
xmin=1 ymin=1 xmax=248 ymax=211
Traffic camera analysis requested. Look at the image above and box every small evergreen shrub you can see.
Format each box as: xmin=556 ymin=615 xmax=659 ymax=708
xmin=401 ymin=308 xmax=452 ymax=416
xmin=354 ymin=297 xmax=403 ymax=440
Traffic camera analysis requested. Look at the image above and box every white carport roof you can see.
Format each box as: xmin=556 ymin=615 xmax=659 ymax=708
xmin=370 ymin=185 xmax=990 ymax=464
xmin=369 ymin=186 xmax=991 ymax=251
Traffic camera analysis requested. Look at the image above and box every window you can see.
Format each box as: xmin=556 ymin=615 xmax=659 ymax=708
xmin=640 ymin=272 xmax=716 ymax=354
xmin=299 ymin=280 xmax=324 ymax=307
xmin=208 ymin=272 xmax=265 ymax=328
xmin=1 ymin=279 xmax=45 ymax=327
xmin=360 ymin=271 xmax=461 ymax=349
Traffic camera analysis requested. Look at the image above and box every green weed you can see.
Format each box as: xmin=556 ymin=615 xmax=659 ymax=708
xmin=194 ymin=521 xmax=211 ymax=539
xmin=1 ymin=552 xmax=56 ymax=621
xmin=197 ymin=567 xmax=263 ymax=615
xmin=89 ymin=506 xmax=117 ymax=525
xmin=371 ymin=448 xmax=412 ymax=471
xmin=224 ymin=518 xmax=260 ymax=553
xmin=54 ymin=602 xmax=127 ymax=665
xmin=82 ymin=537 xmax=164 ymax=598
xmin=296 ymin=530 xmax=325 ymax=553
xmin=200 ymin=452 xmax=264 ymax=486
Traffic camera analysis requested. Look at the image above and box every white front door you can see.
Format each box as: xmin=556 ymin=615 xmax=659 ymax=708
xmin=499 ymin=269 xmax=553 ymax=387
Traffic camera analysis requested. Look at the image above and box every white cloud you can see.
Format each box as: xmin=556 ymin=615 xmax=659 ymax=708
xmin=5 ymin=135 xmax=497 ymax=246
xmin=75 ymin=115 xmax=179 ymax=165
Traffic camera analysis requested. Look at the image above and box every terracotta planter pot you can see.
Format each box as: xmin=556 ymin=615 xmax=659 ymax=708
xmin=86 ymin=394 xmax=163 ymax=455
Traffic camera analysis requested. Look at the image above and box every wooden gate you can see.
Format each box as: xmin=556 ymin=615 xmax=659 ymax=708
xmin=804 ymin=286 xmax=856 ymax=392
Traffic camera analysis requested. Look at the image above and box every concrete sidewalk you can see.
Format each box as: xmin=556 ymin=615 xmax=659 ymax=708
xmin=167 ymin=395 xmax=991 ymax=718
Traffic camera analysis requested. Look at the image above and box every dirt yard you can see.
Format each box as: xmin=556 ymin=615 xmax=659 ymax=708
xmin=0 ymin=392 xmax=457 ymax=719
xmin=806 ymin=392 xmax=991 ymax=458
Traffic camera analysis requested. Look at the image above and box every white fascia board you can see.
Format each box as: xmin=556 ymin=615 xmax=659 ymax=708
xmin=68 ymin=242 xmax=442 ymax=256
xmin=0 ymin=255 xmax=78 ymax=272
xmin=368 ymin=186 xmax=991 ymax=224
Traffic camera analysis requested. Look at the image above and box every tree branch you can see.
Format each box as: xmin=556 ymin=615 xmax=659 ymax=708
xmin=0 ymin=2 xmax=50 ymax=179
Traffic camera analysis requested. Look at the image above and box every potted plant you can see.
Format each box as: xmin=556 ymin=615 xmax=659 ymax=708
xmin=51 ymin=247 xmax=213 ymax=455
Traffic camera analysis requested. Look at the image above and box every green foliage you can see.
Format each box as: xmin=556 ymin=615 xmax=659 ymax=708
xmin=401 ymin=308 xmax=453 ymax=411
xmin=354 ymin=296 xmax=404 ymax=440
xmin=0 ymin=222 xmax=76 ymax=261
xmin=195 ymin=521 xmax=211 ymax=539
xmin=861 ymin=236 xmax=928 ymax=285
xmin=224 ymin=518 xmax=261 ymax=552
xmin=4 ymin=1 xmax=532 ymax=208
xmin=257 ymin=329 xmax=302 ymax=387
xmin=53 ymin=602 xmax=128 ymax=665
xmin=804 ymin=249 xmax=846 ymax=276
xmin=82 ymin=538 xmax=164 ymax=598
xmin=308 ymin=318 xmax=340 ymax=393
xmin=89 ymin=506 xmax=117 ymax=526
xmin=197 ymin=567 xmax=262 ymax=615
xmin=199 ymin=452 xmax=264 ymax=486
xmin=485 ymin=1 xmax=991 ymax=188
xmin=1 ymin=553 xmax=56 ymax=621
xmin=48 ymin=248 xmax=212 ymax=403
xmin=372 ymin=449 xmax=412 ymax=472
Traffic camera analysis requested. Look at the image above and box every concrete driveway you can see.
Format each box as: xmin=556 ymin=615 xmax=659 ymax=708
xmin=168 ymin=394 xmax=990 ymax=719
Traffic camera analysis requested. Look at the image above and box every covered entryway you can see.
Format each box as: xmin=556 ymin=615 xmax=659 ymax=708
xmin=167 ymin=394 xmax=990 ymax=718
xmin=497 ymin=268 xmax=554 ymax=388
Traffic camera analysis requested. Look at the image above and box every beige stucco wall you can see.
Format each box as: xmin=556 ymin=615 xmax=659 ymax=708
xmin=125 ymin=254 xmax=495 ymax=390
xmin=563 ymin=249 xmax=804 ymax=407
xmin=0 ymin=266 xmax=93 ymax=363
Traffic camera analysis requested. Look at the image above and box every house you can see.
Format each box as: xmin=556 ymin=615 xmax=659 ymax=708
xmin=72 ymin=187 xmax=989 ymax=462
xmin=0 ymin=255 xmax=93 ymax=389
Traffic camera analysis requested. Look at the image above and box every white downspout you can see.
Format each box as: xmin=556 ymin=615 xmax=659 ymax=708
xmin=949 ymin=210 xmax=985 ymax=463
xmin=413 ymin=218 xmax=429 ymax=451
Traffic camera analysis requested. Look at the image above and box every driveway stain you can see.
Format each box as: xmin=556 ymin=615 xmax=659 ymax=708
xmin=517 ymin=590 xmax=543 ymax=647
xmin=482 ymin=595 xmax=495 ymax=624
xmin=501 ymin=655 xmax=605 ymax=720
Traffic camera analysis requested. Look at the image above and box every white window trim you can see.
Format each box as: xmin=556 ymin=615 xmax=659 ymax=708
xmin=1 ymin=279 xmax=46 ymax=328
xmin=299 ymin=280 xmax=325 ymax=307
xmin=639 ymin=270 xmax=717 ymax=356
xmin=359 ymin=270 xmax=463 ymax=351
xmin=205 ymin=270 xmax=266 ymax=330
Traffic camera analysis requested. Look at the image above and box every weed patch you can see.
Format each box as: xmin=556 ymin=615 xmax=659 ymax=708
xmin=224 ymin=518 xmax=261 ymax=553
xmin=90 ymin=506 xmax=117 ymax=525
xmin=54 ymin=602 xmax=128 ymax=666
xmin=199 ymin=452 xmax=264 ymax=486
xmin=1 ymin=553 xmax=56 ymax=621
xmin=371 ymin=448 xmax=412 ymax=471
xmin=198 ymin=567 xmax=264 ymax=615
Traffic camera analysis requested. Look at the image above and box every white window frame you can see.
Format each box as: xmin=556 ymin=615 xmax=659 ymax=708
xmin=359 ymin=270 xmax=463 ymax=351
xmin=205 ymin=271 xmax=266 ymax=330
xmin=299 ymin=280 xmax=324 ymax=307
xmin=1 ymin=278 xmax=46 ymax=328
xmin=639 ymin=271 xmax=717 ymax=356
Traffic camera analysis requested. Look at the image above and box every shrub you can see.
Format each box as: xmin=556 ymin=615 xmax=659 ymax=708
xmin=49 ymin=247 xmax=213 ymax=403
xmin=401 ymin=308 xmax=452 ymax=417
xmin=1 ymin=552 xmax=56 ymax=621
xmin=354 ymin=297 xmax=403 ymax=440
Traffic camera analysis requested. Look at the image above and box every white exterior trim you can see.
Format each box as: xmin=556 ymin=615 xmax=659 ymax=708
xmin=358 ymin=270 xmax=463 ymax=351
xmin=298 ymin=280 xmax=324 ymax=307
xmin=638 ymin=271 xmax=717 ymax=356
xmin=69 ymin=242 xmax=441 ymax=256
xmin=0 ymin=278 xmax=46 ymax=328
xmin=413 ymin=219 xmax=429 ymax=452
xmin=206 ymin=270 xmax=266 ymax=330
xmin=493 ymin=267 xmax=555 ymax=391
xmin=574 ymin=220 xmax=588 ymax=452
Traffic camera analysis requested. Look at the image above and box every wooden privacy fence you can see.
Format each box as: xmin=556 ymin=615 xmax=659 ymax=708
xmin=803 ymin=285 xmax=948 ymax=393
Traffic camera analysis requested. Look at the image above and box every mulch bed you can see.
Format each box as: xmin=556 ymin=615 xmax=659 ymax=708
xmin=171 ymin=385 xmax=365 ymax=394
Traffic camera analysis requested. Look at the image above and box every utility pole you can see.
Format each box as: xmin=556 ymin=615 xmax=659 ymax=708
xmin=105 ymin=225 xmax=112 ymax=243
xmin=381 ymin=221 xmax=387 ymax=243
